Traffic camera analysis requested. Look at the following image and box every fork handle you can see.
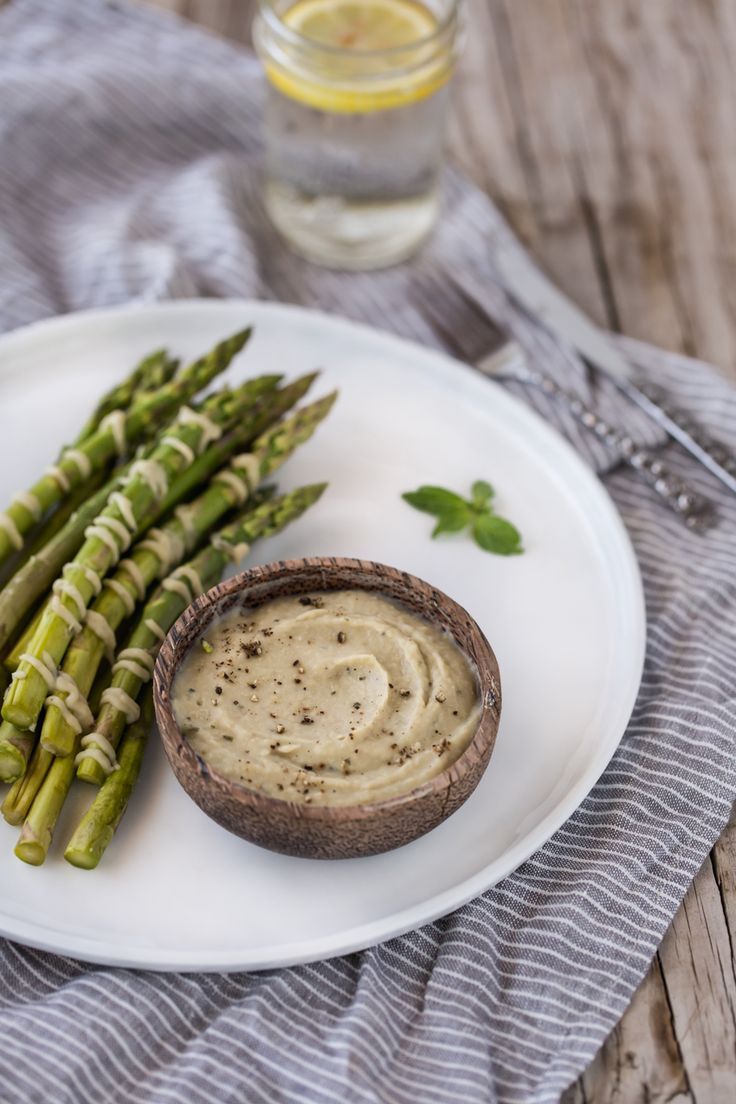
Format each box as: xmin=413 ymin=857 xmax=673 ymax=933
xmin=635 ymin=383 xmax=736 ymax=483
xmin=478 ymin=344 xmax=715 ymax=530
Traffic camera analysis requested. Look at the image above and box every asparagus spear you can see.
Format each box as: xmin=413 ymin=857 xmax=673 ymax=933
xmin=3 ymin=373 xmax=277 ymax=731
xmin=2 ymin=660 xmax=112 ymax=825
xmin=74 ymin=350 xmax=179 ymax=445
xmin=2 ymin=743 xmax=53 ymax=826
xmin=18 ymin=485 xmax=326 ymax=865
xmin=0 ymin=328 xmax=253 ymax=565
xmin=75 ymin=483 xmax=327 ymax=789
xmin=155 ymin=373 xmax=319 ymax=516
xmin=5 ymin=600 xmax=47 ymax=673
xmin=63 ymin=689 xmax=154 ymax=870
xmin=15 ymin=751 xmax=73 ymax=866
xmin=0 ymin=468 xmax=132 ymax=654
xmin=0 ymin=470 xmax=110 ymax=594
xmin=0 ymin=377 xmax=311 ymax=659
xmin=0 ymin=352 xmax=178 ymax=592
xmin=42 ymin=392 xmax=336 ymax=760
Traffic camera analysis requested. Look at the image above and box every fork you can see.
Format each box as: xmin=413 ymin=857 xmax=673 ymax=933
xmin=413 ymin=278 xmax=716 ymax=530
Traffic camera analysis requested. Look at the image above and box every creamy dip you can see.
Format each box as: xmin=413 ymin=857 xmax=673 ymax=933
xmin=172 ymin=590 xmax=481 ymax=806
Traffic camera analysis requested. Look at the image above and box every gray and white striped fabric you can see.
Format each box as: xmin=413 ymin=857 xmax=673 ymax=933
xmin=1 ymin=2 xmax=734 ymax=1102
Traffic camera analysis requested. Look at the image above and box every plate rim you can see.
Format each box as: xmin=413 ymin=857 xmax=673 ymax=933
xmin=0 ymin=298 xmax=646 ymax=971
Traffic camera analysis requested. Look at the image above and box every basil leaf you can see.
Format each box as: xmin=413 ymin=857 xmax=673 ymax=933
xmin=471 ymin=480 xmax=494 ymax=507
xmin=431 ymin=506 xmax=472 ymax=537
xmin=402 ymin=486 xmax=470 ymax=518
xmin=473 ymin=512 xmax=523 ymax=556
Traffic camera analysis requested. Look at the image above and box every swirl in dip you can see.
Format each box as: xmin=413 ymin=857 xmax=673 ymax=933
xmin=171 ymin=590 xmax=481 ymax=806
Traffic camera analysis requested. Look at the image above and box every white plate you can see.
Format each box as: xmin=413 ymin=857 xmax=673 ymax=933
xmin=0 ymin=300 xmax=645 ymax=971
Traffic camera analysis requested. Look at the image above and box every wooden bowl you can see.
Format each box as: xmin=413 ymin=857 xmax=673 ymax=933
xmin=153 ymin=557 xmax=502 ymax=860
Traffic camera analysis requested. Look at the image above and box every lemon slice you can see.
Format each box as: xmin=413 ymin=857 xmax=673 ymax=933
xmin=283 ymin=0 xmax=437 ymax=50
xmin=263 ymin=0 xmax=453 ymax=114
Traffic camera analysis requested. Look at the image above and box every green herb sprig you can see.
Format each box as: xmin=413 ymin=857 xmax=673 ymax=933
xmin=402 ymin=480 xmax=523 ymax=556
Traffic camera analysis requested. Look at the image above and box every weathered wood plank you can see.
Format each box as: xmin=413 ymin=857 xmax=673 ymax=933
xmin=138 ymin=2 xmax=736 ymax=1100
xmin=562 ymin=957 xmax=694 ymax=1104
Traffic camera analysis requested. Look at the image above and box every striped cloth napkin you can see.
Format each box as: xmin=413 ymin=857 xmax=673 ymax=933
xmin=0 ymin=2 xmax=734 ymax=1102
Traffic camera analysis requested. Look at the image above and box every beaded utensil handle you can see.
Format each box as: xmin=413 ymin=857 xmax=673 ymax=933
xmin=479 ymin=342 xmax=716 ymax=531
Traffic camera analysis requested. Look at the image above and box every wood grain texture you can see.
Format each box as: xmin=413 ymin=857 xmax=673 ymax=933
xmin=141 ymin=1 xmax=736 ymax=1099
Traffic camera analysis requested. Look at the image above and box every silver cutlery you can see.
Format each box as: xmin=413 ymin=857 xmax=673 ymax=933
xmin=475 ymin=244 xmax=736 ymax=498
xmin=414 ymin=277 xmax=715 ymax=529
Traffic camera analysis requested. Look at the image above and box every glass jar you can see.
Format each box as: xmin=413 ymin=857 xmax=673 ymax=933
xmin=254 ymin=0 xmax=461 ymax=270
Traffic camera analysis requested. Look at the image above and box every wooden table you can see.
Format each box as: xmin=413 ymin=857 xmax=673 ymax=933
xmin=149 ymin=3 xmax=736 ymax=1099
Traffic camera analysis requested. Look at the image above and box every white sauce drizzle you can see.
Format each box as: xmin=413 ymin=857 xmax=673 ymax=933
xmin=108 ymin=492 xmax=137 ymax=533
xmin=77 ymin=563 xmax=102 ymax=596
xmin=84 ymin=523 xmax=122 ymax=561
xmin=46 ymin=694 xmax=82 ymax=735
xmin=138 ymin=527 xmax=184 ymax=574
xmin=85 ymin=610 xmax=116 ymax=662
xmin=213 ymin=470 xmax=249 ymax=506
xmin=162 ymin=565 xmax=203 ymax=605
xmin=0 ymin=512 xmax=23 ymax=550
xmin=100 ymin=687 xmax=140 ymax=723
xmin=127 ymin=459 xmax=168 ymax=500
xmin=115 ymin=646 xmax=155 ymax=669
xmin=117 ymin=558 xmax=146 ymax=600
xmin=161 ymin=578 xmax=194 ymax=603
xmin=230 ymin=453 xmax=262 ymax=492
xmin=44 ymin=464 xmax=71 ymax=493
xmin=50 ymin=595 xmax=82 ymax=635
xmin=82 ymin=729 xmax=117 ymax=761
xmin=211 ymin=535 xmax=251 ymax=565
xmin=99 ymin=410 xmax=127 ymax=457
xmin=177 ymin=406 xmax=223 ymax=452
xmin=15 ymin=652 xmax=57 ymax=690
xmin=94 ymin=515 xmax=133 ymax=551
xmin=75 ymin=746 xmax=119 ymax=774
xmin=52 ymin=577 xmax=86 ymax=620
xmin=61 ymin=448 xmax=92 ymax=480
xmin=75 ymin=728 xmax=120 ymax=774
xmin=112 ymin=653 xmax=154 ymax=681
xmin=104 ymin=578 xmax=136 ymax=616
xmin=55 ymin=672 xmax=94 ymax=731
xmin=11 ymin=491 xmax=41 ymax=522
xmin=144 ymin=618 xmax=166 ymax=641
xmin=161 ymin=436 xmax=196 ymax=464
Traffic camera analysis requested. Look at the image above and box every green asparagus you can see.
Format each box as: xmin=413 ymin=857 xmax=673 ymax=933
xmin=155 ymin=373 xmax=319 ymax=516
xmin=0 ymin=719 xmax=33 ymax=784
xmin=0 ymin=328 xmax=252 ymax=565
xmin=75 ymin=483 xmax=327 ymax=789
xmin=42 ymin=392 xmax=335 ymax=760
xmin=0 ymin=468 xmax=133 ymax=654
xmin=73 ymin=350 xmax=179 ymax=446
xmin=3 ymin=372 xmax=277 ymax=731
xmin=2 ymin=743 xmax=53 ymax=826
xmin=0 ymin=351 xmax=178 ymax=591
xmin=18 ymin=485 xmax=325 ymax=864
xmin=64 ymin=689 xmax=154 ymax=870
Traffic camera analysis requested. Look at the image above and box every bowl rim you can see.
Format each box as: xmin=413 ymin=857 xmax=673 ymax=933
xmin=153 ymin=556 xmax=501 ymax=822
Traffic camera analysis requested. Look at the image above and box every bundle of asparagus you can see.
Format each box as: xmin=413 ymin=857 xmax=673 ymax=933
xmin=0 ymin=329 xmax=334 ymax=868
